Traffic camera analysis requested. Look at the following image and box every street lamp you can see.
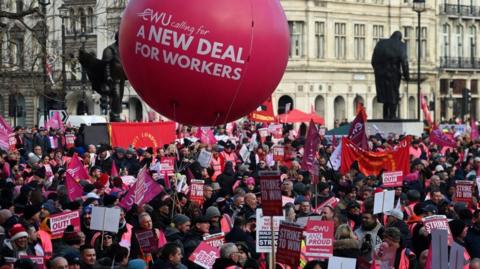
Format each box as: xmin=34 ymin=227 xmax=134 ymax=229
xmin=413 ymin=0 xmax=426 ymax=121
xmin=38 ymin=0 xmax=50 ymax=123
xmin=59 ymin=6 xmax=68 ymax=111
xmin=80 ymin=32 xmax=88 ymax=115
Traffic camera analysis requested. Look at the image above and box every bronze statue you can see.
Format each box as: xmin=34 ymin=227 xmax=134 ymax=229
xmin=79 ymin=32 xmax=127 ymax=122
xmin=371 ymin=31 xmax=410 ymax=119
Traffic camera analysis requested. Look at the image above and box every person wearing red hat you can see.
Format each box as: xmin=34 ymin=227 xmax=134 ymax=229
xmin=0 ymin=224 xmax=34 ymax=261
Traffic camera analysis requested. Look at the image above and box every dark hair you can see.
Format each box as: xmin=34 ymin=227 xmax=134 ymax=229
xmin=233 ymin=216 xmax=246 ymax=228
xmin=80 ymin=244 xmax=95 ymax=253
xmin=160 ymin=243 xmax=181 ymax=260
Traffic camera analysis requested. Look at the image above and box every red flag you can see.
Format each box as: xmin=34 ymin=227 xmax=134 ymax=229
xmin=421 ymin=93 xmax=433 ymax=127
xmin=109 ymin=122 xmax=175 ymax=148
xmin=472 ymin=118 xmax=479 ymax=141
xmin=111 ymin=160 xmax=119 ymax=177
xmin=301 ymin=120 xmax=320 ymax=172
xmin=348 ymin=107 xmax=368 ymax=150
xmin=340 ymin=136 xmax=411 ymax=176
xmin=66 ymin=153 xmax=88 ymax=201
xmin=248 ymin=96 xmax=276 ymax=123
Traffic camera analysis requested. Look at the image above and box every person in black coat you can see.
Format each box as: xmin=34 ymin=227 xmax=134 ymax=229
xmin=225 ymin=216 xmax=258 ymax=259
xmin=216 ymin=162 xmax=235 ymax=197
xmin=466 ymin=210 xmax=480 ymax=258
xmin=182 ymin=216 xmax=210 ymax=269
xmin=212 ymin=243 xmax=241 ymax=269
xmin=385 ymin=209 xmax=412 ymax=249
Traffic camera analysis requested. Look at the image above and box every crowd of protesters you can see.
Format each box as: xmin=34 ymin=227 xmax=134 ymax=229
xmin=1 ymin=120 xmax=480 ymax=269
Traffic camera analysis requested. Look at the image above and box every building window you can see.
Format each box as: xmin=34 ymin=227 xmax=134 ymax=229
xmin=314 ymin=21 xmax=325 ymax=59
xmin=15 ymin=0 xmax=22 ymax=13
xmin=354 ymin=24 xmax=365 ymax=60
xmin=373 ymin=25 xmax=384 ymax=45
xmin=8 ymin=37 xmax=23 ymax=68
xmin=69 ymin=8 xmax=76 ymax=34
xmin=442 ymin=24 xmax=450 ymax=58
xmin=87 ymin=7 xmax=95 ymax=33
xmin=469 ymin=25 xmax=476 ymax=59
xmin=79 ymin=8 xmax=87 ymax=33
xmin=288 ymin=21 xmax=304 ymax=58
xmin=456 ymin=25 xmax=464 ymax=58
xmin=334 ymin=23 xmax=346 ymax=59
xmin=403 ymin=26 xmax=413 ymax=57
xmin=415 ymin=26 xmax=427 ymax=59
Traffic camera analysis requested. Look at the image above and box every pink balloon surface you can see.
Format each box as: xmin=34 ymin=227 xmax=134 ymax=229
xmin=119 ymin=0 xmax=289 ymax=126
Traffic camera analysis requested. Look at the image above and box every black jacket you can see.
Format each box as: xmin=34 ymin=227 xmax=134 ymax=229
xmin=212 ymin=258 xmax=240 ymax=269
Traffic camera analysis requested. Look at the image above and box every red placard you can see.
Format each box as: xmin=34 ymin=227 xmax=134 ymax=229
xmin=49 ymin=210 xmax=81 ymax=239
xmin=276 ymin=222 xmax=303 ymax=267
xmin=135 ymin=230 xmax=158 ymax=253
xmin=382 ymin=171 xmax=404 ymax=188
xmin=160 ymin=157 xmax=175 ymax=176
xmin=19 ymin=256 xmax=45 ymax=269
xmin=313 ymin=197 xmax=339 ymax=214
xmin=272 ymin=146 xmax=285 ymax=162
xmin=304 ymin=220 xmax=334 ymax=259
xmin=189 ymin=241 xmax=220 ymax=269
xmin=189 ymin=180 xmax=205 ymax=206
xmin=454 ymin=180 xmax=474 ymax=206
xmin=203 ymin=232 xmax=225 ymax=248
xmin=259 ymin=172 xmax=282 ymax=216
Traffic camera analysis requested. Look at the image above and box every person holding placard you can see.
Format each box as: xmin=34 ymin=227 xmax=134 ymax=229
xmin=130 ymin=212 xmax=167 ymax=264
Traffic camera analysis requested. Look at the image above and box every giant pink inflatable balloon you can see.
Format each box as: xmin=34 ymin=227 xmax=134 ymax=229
xmin=119 ymin=0 xmax=289 ymax=126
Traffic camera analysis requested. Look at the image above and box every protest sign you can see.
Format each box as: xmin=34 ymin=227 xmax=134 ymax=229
xmin=121 ymin=175 xmax=136 ymax=186
xmin=203 ymin=232 xmax=225 ymax=248
xmin=454 ymin=180 xmax=474 ymax=206
xmin=259 ymin=128 xmax=269 ymax=142
xmin=268 ymin=124 xmax=283 ymax=139
xmin=327 ymin=256 xmax=357 ymax=269
xmin=313 ymin=197 xmax=339 ymax=214
xmin=135 ymin=230 xmax=158 ymax=253
xmin=239 ymin=144 xmax=250 ymax=162
xmin=160 ymin=157 xmax=176 ymax=176
xmin=8 ymin=133 xmax=15 ymax=151
xmin=49 ymin=210 xmax=81 ymax=239
xmin=65 ymin=134 xmax=76 ymax=149
xmin=190 ymin=180 xmax=205 ymax=206
xmin=422 ymin=215 xmax=453 ymax=243
xmin=373 ymin=190 xmax=395 ymax=214
xmin=282 ymin=196 xmax=294 ymax=206
xmin=272 ymin=146 xmax=285 ymax=161
xmin=259 ymin=172 xmax=282 ymax=216
xmin=19 ymin=256 xmax=45 ymax=269
xmin=382 ymin=171 xmax=403 ymax=188
xmin=197 ymin=149 xmax=213 ymax=168
xmin=276 ymin=221 xmax=303 ymax=268
xmin=90 ymin=207 xmax=121 ymax=233
xmin=431 ymin=229 xmax=449 ymax=269
xmin=476 ymin=177 xmax=480 ymax=197
xmin=256 ymin=208 xmax=285 ymax=253
xmin=304 ymin=220 xmax=334 ymax=259
xmin=189 ymin=241 xmax=220 ymax=269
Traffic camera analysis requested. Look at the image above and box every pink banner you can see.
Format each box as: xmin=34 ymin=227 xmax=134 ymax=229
xmin=46 ymin=111 xmax=64 ymax=130
xmin=196 ymin=127 xmax=217 ymax=145
xmin=119 ymin=169 xmax=164 ymax=211
xmin=430 ymin=129 xmax=456 ymax=148
xmin=0 ymin=115 xmax=13 ymax=134
xmin=301 ymin=120 xmax=320 ymax=172
xmin=472 ymin=119 xmax=479 ymax=140
xmin=382 ymin=171 xmax=404 ymax=188
xmin=421 ymin=93 xmax=433 ymax=127
xmin=49 ymin=210 xmax=81 ymax=239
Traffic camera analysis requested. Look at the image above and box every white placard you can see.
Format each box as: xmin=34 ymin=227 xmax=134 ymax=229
xmin=197 ymin=149 xmax=213 ymax=168
xmin=327 ymin=256 xmax=356 ymax=269
xmin=90 ymin=207 xmax=121 ymax=233
xmin=373 ymin=190 xmax=395 ymax=214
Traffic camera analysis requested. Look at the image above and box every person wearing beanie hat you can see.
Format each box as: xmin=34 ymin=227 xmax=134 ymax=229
xmin=128 ymin=259 xmax=146 ymax=269
xmin=205 ymin=206 xmax=222 ymax=234
xmin=183 ymin=215 xmax=210 ymax=262
xmin=22 ymin=205 xmax=41 ymax=225
xmin=165 ymin=214 xmax=191 ymax=245
xmin=385 ymin=208 xmax=412 ymax=248
xmin=1 ymin=224 xmax=32 ymax=259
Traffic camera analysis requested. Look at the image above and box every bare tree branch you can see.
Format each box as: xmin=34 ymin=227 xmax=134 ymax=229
xmin=0 ymin=7 xmax=42 ymax=20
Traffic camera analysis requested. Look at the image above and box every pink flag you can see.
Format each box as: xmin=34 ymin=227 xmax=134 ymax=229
xmin=472 ymin=119 xmax=479 ymax=141
xmin=301 ymin=120 xmax=320 ymax=172
xmin=430 ymin=128 xmax=457 ymax=148
xmin=119 ymin=169 xmax=164 ymax=211
xmin=46 ymin=111 xmax=65 ymax=131
xmin=65 ymin=154 xmax=88 ymax=201
xmin=0 ymin=115 xmax=13 ymax=134
xmin=348 ymin=107 xmax=368 ymax=150
xmin=196 ymin=127 xmax=217 ymax=145
xmin=0 ymin=116 xmax=13 ymax=151
xmin=111 ymin=160 xmax=119 ymax=177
